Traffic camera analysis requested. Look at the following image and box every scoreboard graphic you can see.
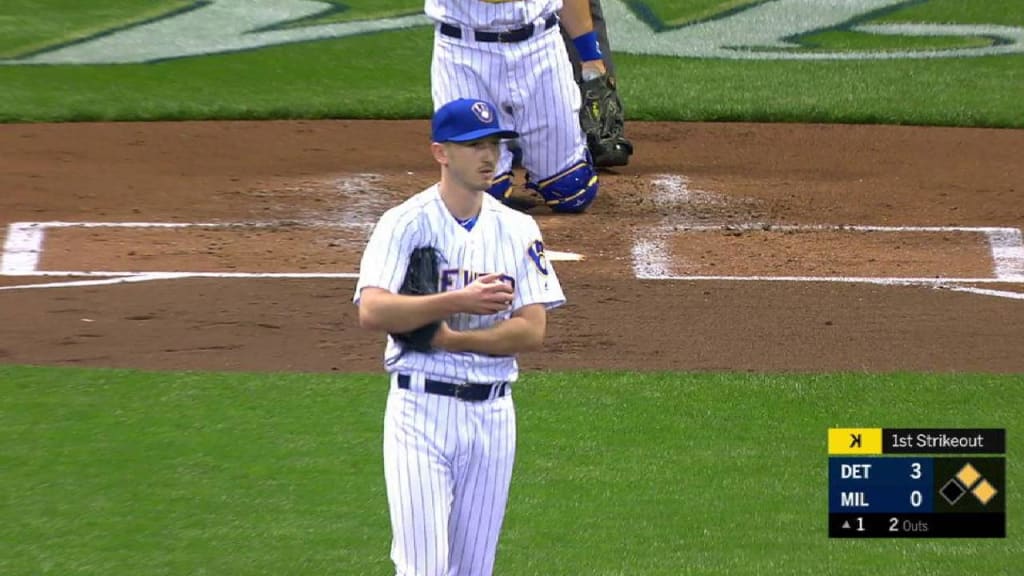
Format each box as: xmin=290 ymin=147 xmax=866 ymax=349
xmin=828 ymin=428 xmax=1005 ymax=538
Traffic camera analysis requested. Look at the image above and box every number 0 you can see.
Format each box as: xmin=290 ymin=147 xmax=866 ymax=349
xmin=910 ymin=490 xmax=922 ymax=507
xmin=910 ymin=462 xmax=921 ymax=479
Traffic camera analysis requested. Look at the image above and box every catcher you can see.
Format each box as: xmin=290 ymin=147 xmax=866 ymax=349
xmin=561 ymin=0 xmax=634 ymax=168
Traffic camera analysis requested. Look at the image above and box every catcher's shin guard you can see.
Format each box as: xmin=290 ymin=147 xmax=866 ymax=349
xmin=486 ymin=171 xmax=514 ymax=202
xmin=527 ymin=160 xmax=598 ymax=213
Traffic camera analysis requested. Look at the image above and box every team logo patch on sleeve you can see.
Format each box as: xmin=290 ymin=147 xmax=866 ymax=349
xmin=527 ymin=240 xmax=548 ymax=275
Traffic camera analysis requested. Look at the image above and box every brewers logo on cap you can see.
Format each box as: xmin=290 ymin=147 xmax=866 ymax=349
xmin=472 ymin=101 xmax=493 ymax=124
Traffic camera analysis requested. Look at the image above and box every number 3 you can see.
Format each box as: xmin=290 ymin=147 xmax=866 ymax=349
xmin=910 ymin=462 xmax=921 ymax=479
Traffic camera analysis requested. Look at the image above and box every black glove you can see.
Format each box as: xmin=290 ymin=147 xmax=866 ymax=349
xmin=579 ymin=75 xmax=634 ymax=168
xmin=390 ymin=247 xmax=443 ymax=353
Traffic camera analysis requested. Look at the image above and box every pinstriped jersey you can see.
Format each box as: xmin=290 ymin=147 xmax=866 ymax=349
xmin=425 ymin=0 xmax=562 ymax=30
xmin=354 ymin=184 xmax=565 ymax=383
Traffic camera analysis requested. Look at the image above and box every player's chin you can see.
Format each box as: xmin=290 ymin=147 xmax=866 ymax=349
xmin=475 ymin=172 xmax=495 ymax=190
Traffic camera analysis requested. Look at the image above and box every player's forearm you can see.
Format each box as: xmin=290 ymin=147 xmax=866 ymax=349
xmin=558 ymin=0 xmax=594 ymax=40
xmin=439 ymin=317 xmax=546 ymax=356
xmin=358 ymin=290 xmax=463 ymax=333
xmin=559 ymin=0 xmax=606 ymax=74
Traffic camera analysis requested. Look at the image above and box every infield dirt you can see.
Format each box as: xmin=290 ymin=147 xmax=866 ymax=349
xmin=1 ymin=121 xmax=1023 ymax=372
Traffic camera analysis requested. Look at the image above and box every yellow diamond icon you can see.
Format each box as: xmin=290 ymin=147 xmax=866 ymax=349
xmin=972 ymin=479 xmax=998 ymax=505
xmin=956 ymin=463 xmax=981 ymax=488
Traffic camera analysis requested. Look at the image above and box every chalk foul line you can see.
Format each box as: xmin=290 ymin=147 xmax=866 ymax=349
xmin=3 ymin=209 xmax=1023 ymax=300
xmin=632 ymin=175 xmax=1024 ymax=300
xmin=0 ymin=220 xmax=584 ymax=291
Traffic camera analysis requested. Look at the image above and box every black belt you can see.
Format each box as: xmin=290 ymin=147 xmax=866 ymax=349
xmin=397 ymin=374 xmax=509 ymax=402
xmin=439 ymin=14 xmax=558 ymax=43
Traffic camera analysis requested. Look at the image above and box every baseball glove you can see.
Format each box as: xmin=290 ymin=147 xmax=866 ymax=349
xmin=390 ymin=246 xmax=443 ymax=353
xmin=579 ymin=75 xmax=634 ymax=168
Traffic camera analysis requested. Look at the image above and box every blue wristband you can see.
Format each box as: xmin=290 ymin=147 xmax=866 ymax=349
xmin=572 ymin=30 xmax=602 ymax=62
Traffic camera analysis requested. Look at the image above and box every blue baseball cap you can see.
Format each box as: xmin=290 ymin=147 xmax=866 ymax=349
xmin=431 ymin=98 xmax=519 ymax=143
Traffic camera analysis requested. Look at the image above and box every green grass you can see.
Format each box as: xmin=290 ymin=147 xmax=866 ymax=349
xmin=623 ymin=53 xmax=1024 ymax=126
xmin=0 ymin=0 xmax=1023 ymax=124
xmin=0 ymin=1 xmax=422 ymax=57
xmin=625 ymin=0 xmax=765 ymax=29
xmin=791 ymin=30 xmax=993 ymax=53
xmin=1 ymin=27 xmax=1021 ymax=127
xmin=1 ymin=366 xmax=390 ymax=576
xmin=877 ymin=0 xmax=1024 ymax=27
xmin=0 ymin=0 xmax=193 ymax=58
xmin=2 ymin=365 xmax=1021 ymax=575
xmin=284 ymin=0 xmax=426 ymax=27
xmin=2 ymin=2 xmax=1021 ymax=575
xmin=0 ymin=27 xmax=436 ymax=123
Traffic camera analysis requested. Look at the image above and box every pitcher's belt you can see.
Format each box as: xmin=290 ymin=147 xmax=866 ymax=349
xmin=439 ymin=14 xmax=558 ymax=43
xmin=397 ymin=374 xmax=509 ymax=402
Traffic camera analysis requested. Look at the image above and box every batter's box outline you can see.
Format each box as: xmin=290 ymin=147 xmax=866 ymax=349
xmin=631 ymin=223 xmax=1024 ymax=301
xmin=0 ymin=220 xmax=584 ymax=291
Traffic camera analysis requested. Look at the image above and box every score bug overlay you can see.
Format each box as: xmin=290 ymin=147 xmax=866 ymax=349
xmin=827 ymin=428 xmax=1005 ymax=538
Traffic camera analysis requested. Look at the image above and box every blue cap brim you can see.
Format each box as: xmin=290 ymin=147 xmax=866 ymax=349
xmin=443 ymin=128 xmax=520 ymax=143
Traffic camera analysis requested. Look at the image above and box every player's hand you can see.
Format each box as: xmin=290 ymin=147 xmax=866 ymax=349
xmin=581 ymin=59 xmax=606 ymax=76
xmin=458 ymin=273 xmax=514 ymax=315
xmin=430 ymin=321 xmax=453 ymax=349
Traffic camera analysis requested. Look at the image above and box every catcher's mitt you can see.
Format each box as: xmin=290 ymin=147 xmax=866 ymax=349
xmin=578 ymin=75 xmax=634 ymax=168
xmin=390 ymin=246 xmax=443 ymax=353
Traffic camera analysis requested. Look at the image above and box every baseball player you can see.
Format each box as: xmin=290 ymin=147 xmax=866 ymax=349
xmin=354 ymin=98 xmax=566 ymax=576
xmin=426 ymin=0 xmax=600 ymax=213
xmin=561 ymin=0 xmax=634 ymax=167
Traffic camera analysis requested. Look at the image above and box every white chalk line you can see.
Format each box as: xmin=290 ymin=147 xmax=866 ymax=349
xmin=1 ymin=222 xmax=45 ymax=275
xmin=673 ymin=223 xmax=1023 ymax=234
xmin=4 ymin=189 xmax=1023 ymax=301
xmin=5 ymin=270 xmax=363 ymax=279
xmin=633 ymin=176 xmax=1024 ymax=300
xmin=0 ymin=271 xmax=363 ymax=291
xmin=9 ymin=221 xmax=376 ymax=229
xmin=989 ymin=228 xmax=1024 ymax=278
xmin=940 ymin=285 xmax=1024 ymax=301
xmin=631 ymin=237 xmax=672 ymax=279
xmin=0 ymin=273 xmax=175 ymax=291
xmin=632 ymin=174 xmax=708 ymax=279
xmin=642 ymin=275 xmax=1021 ymax=284
xmin=0 ymin=219 xmax=584 ymax=290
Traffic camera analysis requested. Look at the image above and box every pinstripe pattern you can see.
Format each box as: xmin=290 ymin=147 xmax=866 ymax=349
xmin=355 ymin=185 xmax=565 ymax=382
xmin=429 ymin=3 xmax=588 ymax=186
xmin=355 ymin=183 xmax=564 ymax=575
xmin=426 ymin=0 xmax=560 ymax=31
xmin=384 ymin=379 xmax=517 ymax=576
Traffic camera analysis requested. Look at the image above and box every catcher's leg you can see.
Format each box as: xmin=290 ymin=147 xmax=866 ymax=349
xmin=512 ymin=27 xmax=592 ymax=204
xmin=527 ymin=159 xmax=599 ymax=213
xmin=447 ymin=396 xmax=517 ymax=576
xmin=384 ymin=384 xmax=456 ymax=576
xmin=430 ymin=31 xmax=516 ymax=199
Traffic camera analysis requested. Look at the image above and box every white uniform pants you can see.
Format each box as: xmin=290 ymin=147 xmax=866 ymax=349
xmin=431 ymin=18 xmax=588 ymax=182
xmin=383 ymin=378 xmax=517 ymax=576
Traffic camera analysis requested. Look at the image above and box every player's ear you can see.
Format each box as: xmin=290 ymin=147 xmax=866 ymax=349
xmin=430 ymin=142 xmax=448 ymax=166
